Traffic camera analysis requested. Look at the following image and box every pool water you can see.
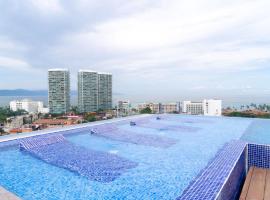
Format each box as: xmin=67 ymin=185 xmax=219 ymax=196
xmin=0 ymin=115 xmax=268 ymax=200
xmin=241 ymin=119 xmax=270 ymax=144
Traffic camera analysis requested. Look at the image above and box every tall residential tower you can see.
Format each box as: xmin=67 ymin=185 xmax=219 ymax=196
xmin=78 ymin=70 xmax=98 ymax=113
xmin=98 ymin=73 xmax=112 ymax=111
xmin=48 ymin=69 xmax=70 ymax=114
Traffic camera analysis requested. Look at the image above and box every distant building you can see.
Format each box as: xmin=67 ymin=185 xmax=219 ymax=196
xmin=10 ymin=99 xmax=48 ymax=114
xmin=48 ymin=69 xmax=70 ymax=114
xmin=38 ymin=107 xmax=49 ymax=114
xmin=182 ymin=101 xmax=204 ymax=115
xmin=5 ymin=116 xmax=24 ymax=129
xmin=78 ymin=70 xmax=98 ymax=113
xmin=182 ymin=99 xmax=222 ymax=116
xmin=150 ymin=103 xmax=162 ymax=114
xmin=137 ymin=103 xmax=148 ymax=112
xmin=138 ymin=103 xmax=161 ymax=113
xmin=203 ymin=99 xmax=222 ymax=116
xmin=98 ymin=73 xmax=112 ymax=111
xmin=118 ymin=100 xmax=131 ymax=116
xmin=77 ymin=70 xmax=112 ymax=113
xmin=162 ymin=103 xmax=179 ymax=113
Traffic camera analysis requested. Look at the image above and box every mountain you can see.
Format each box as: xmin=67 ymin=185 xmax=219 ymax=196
xmin=0 ymin=89 xmax=77 ymax=96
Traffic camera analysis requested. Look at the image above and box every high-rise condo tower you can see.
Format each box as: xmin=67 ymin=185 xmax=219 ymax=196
xmin=48 ymin=69 xmax=70 ymax=114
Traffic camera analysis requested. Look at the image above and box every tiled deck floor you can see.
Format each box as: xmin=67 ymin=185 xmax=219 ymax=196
xmin=0 ymin=186 xmax=21 ymax=200
xmin=240 ymin=167 xmax=270 ymax=200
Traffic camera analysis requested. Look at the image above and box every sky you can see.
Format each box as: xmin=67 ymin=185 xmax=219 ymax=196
xmin=0 ymin=0 xmax=270 ymax=103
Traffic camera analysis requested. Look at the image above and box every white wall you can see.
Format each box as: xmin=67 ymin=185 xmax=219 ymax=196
xmin=9 ymin=99 xmax=48 ymax=113
xmin=203 ymin=99 xmax=222 ymax=116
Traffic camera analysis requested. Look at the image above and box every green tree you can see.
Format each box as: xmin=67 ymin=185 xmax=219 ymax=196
xmin=0 ymin=107 xmax=28 ymax=123
xmin=84 ymin=113 xmax=96 ymax=122
xmin=71 ymin=106 xmax=80 ymax=115
xmin=0 ymin=127 xmax=4 ymax=135
xmin=140 ymin=107 xmax=152 ymax=114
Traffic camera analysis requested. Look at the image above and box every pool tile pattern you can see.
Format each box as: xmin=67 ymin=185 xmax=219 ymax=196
xmin=0 ymin=139 xmax=18 ymax=150
xmin=93 ymin=129 xmax=177 ymax=148
xmin=137 ymin=122 xmax=200 ymax=132
xmin=91 ymin=124 xmax=118 ymax=133
xmin=248 ymin=143 xmax=270 ymax=169
xmin=20 ymin=134 xmax=65 ymax=150
xmin=177 ymin=140 xmax=247 ymax=200
xmin=163 ymin=116 xmax=213 ymax=124
xmin=20 ymin=135 xmax=138 ymax=182
xmin=216 ymin=149 xmax=246 ymax=200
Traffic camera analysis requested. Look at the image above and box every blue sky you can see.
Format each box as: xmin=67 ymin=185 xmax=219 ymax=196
xmin=0 ymin=0 xmax=270 ymax=103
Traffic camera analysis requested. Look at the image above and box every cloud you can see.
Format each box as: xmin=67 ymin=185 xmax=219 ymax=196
xmin=49 ymin=0 xmax=270 ymax=74
xmin=28 ymin=0 xmax=64 ymax=14
xmin=0 ymin=56 xmax=32 ymax=71
xmin=0 ymin=0 xmax=270 ymax=102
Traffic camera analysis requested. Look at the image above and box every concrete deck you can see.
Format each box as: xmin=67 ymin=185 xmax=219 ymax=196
xmin=0 ymin=186 xmax=21 ymax=200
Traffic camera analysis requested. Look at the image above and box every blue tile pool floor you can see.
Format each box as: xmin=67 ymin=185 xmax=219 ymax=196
xmin=0 ymin=115 xmax=266 ymax=200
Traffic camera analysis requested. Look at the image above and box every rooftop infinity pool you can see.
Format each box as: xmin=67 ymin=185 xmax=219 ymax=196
xmin=0 ymin=114 xmax=269 ymax=200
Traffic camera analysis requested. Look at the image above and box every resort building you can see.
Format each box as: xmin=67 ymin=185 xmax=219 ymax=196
xmin=162 ymin=103 xmax=180 ymax=113
xmin=182 ymin=99 xmax=222 ymax=116
xmin=48 ymin=69 xmax=70 ymax=114
xmin=10 ymin=99 xmax=48 ymax=114
xmin=98 ymin=72 xmax=112 ymax=111
xmin=137 ymin=103 xmax=148 ymax=112
xmin=203 ymin=99 xmax=222 ymax=116
xmin=182 ymin=101 xmax=204 ymax=115
xmin=137 ymin=103 xmax=161 ymax=113
xmin=78 ymin=70 xmax=98 ymax=113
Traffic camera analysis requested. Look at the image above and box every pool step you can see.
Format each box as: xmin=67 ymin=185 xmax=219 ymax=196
xmin=0 ymin=186 xmax=21 ymax=200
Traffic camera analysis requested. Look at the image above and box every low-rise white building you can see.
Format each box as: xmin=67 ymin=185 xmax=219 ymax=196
xmin=182 ymin=99 xmax=222 ymax=116
xmin=203 ymin=99 xmax=222 ymax=116
xmin=10 ymin=99 xmax=49 ymax=114
xmin=182 ymin=101 xmax=203 ymax=115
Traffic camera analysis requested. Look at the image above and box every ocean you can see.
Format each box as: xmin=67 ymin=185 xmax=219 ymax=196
xmin=0 ymin=96 xmax=77 ymax=107
xmin=0 ymin=95 xmax=263 ymax=109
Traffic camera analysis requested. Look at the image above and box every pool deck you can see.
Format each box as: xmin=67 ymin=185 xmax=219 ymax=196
xmin=240 ymin=166 xmax=270 ymax=200
xmin=0 ymin=186 xmax=21 ymax=200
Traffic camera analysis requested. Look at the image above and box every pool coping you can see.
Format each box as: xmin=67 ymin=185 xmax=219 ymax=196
xmin=215 ymin=140 xmax=247 ymax=200
xmin=178 ymin=140 xmax=247 ymax=200
xmin=0 ymin=186 xmax=21 ymax=200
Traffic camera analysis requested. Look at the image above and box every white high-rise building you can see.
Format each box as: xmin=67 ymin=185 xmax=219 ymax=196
xmin=78 ymin=70 xmax=98 ymax=113
xmin=98 ymin=73 xmax=112 ymax=111
xmin=48 ymin=69 xmax=70 ymax=114
xmin=203 ymin=99 xmax=222 ymax=116
xmin=10 ymin=99 xmax=48 ymax=113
